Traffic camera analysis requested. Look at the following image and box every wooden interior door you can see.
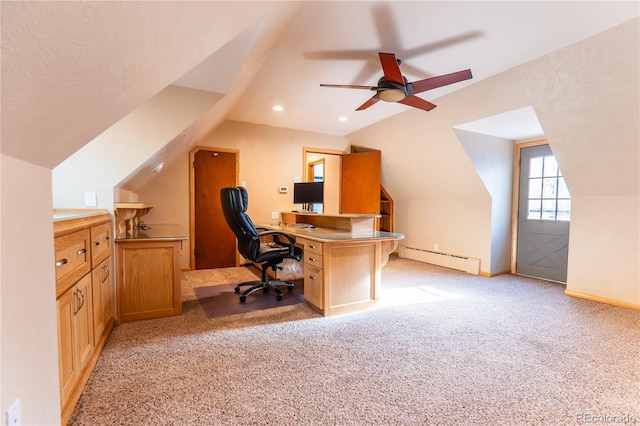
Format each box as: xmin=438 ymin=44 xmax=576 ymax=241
xmin=192 ymin=148 xmax=238 ymax=269
xmin=341 ymin=150 xmax=381 ymax=214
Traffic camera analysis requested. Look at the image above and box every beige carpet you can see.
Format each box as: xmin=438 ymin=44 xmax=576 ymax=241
xmin=69 ymin=258 xmax=640 ymax=425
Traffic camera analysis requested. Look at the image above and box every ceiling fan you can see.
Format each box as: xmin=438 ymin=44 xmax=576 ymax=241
xmin=320 ymin=52 xmax=472 ymax=111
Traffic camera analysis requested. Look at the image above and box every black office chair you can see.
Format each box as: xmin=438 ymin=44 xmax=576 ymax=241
xmin=220 ymin=186 xmax=303 ymax=302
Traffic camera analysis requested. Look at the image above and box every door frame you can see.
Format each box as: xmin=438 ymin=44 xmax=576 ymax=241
xmin=189 ymin=146 xmax=239 ymax=270
xmin=510 ymin=139 xmax=550 ymax=274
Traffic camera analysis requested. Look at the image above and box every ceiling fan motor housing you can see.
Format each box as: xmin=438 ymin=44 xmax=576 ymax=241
xmin=376 ymin=77 xmax=414 ymax=102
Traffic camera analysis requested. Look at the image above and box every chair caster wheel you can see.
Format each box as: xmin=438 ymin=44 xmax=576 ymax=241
xmin=277 ymin=294 xmax=283 ymax=301
xmin=263 ymin=287 xmax=269 ymax=293
xmin=288 ymin=286 xmax=294 ymax=292
xmin=240 ymin=296 xmax=246 ymax=303
xmin=234 ymin=286 xmax=240 ymax=293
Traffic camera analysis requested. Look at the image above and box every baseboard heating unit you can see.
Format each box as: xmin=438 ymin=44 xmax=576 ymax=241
xmin=400 ymin=246 xmax=480 ymax=275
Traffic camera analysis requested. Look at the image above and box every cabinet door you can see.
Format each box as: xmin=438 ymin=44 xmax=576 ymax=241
xmin=57 ymin=290 xmax=76 ymax=403
xmin=74 ymin=274 xmax=94 ymax=373
xmin=91 ymin=256 xmax=113 ymax=339
xmin=341 ymin=150 xmax=381 ymax=214
xmin=117 ymin=241 xmax=182 ymax=322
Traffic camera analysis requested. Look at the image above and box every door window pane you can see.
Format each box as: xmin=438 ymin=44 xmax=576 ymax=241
xmin=558 ymin=177 xmax=570 ymax=198
xmin=543 ymin=177 xmax=557 ymax=198
xmin=541 ymin=199 xmax=557 ymax=220
xmin=530 ymin=157 xmax=543 ymax=178
xmin=529 ymin=178 xmax=542 ymax=198
xmin=557 ymin=200 xmax=571 ymax=221
xmin=528 ymin=200 xmax=541 ymax=220
xmin=526 ymin=154 xmax=571 ymax=221
xmin=543 ymin=156 xmax=558 ymax=177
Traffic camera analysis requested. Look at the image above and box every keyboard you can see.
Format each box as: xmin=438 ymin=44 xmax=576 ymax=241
xmin=287 ymin=223 xmax=315 ymax=229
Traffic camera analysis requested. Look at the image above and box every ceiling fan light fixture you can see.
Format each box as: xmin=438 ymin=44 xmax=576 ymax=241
xmin=378 ymin=89 xmax=405 ymax=102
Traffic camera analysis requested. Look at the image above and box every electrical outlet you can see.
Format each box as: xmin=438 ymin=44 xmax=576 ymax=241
xmin=7 ymin=398 xmax=20 ymax=425
xmin=271 ymin=212 xmax=279 ymax=220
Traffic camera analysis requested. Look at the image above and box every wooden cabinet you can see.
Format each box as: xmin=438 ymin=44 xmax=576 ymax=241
xmin=301 ymin=239 xmax=323 ymax=309
xmin=54 ymin=213 xmax=114 ymax=425
xmin=116 ymin=238 xmax=183 ymax=322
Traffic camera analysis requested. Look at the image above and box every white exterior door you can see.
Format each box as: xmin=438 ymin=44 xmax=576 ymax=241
xmin=516 ymin=144 xmax=571 ymax=282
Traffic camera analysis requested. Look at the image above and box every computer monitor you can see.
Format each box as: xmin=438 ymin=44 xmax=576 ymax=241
xmin=293 ymin=181 xmax=324 ymax=211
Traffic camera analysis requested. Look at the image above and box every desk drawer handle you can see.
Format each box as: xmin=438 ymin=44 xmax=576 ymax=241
xmin=309 ymin=245 xmax=317 ymax=249
xmin=55 ymin=259 xmax=68 ymax=267
xmin=103 ymin=236 xmax=110 ymax=241
xmin=94 ymin=241 xmax=100 ymax=246
xmin=308 ymin=275 xmax=317 ymax=280
xmin=77 ymin=248 xmax=86 ymax=255
xmin=309 ymin=257 xmax=318 ymax=262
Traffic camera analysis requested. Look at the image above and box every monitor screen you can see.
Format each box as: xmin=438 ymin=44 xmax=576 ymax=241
xmin=293 ymin=181 xmax=324 ymax=204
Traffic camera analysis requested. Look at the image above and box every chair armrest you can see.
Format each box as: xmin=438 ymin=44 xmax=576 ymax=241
xmin=258 ymin=230 xmax=299 ymax=256
xmin=258 ymin=230 xmax=296 ymax=246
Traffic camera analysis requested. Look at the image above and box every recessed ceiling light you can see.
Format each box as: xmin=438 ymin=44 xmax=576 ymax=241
xmin=272 ymin=105 xmax=284 ymax=112
xmin=152 ymin=162 xmax=164 ymax=174
xmin=338 ymin=116 xmax=348 ymax=122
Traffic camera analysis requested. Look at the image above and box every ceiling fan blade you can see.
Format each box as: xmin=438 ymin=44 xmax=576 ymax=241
xmin=398 ymin=96 xmax=437 ymax=111
xmin=320 ymin=84 xmax=377 ymax=90
xmin=378 ymin=52 xmax=405 ymax=85
xmin=410 ymin=69 xmax=472 ymax=94
xmin=356 ymin=96 xmax=380 ymax=111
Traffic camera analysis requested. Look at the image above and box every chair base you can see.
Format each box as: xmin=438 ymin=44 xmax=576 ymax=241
xmin=234 ymin=279 xmax=294 ymax=302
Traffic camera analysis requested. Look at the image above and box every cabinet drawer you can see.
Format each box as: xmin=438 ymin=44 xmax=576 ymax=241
xmin=305 ymin=240 xmax=323 ymax=256
xmin=55 ymin=229 xmax=91 ymax=296
xmin=304 ymin=251 xmax=323 ymax=268
xmin=91 ymin=222 xmax=112 ymax=267
xmin=304 ymin=264 xmax=323 ymax=309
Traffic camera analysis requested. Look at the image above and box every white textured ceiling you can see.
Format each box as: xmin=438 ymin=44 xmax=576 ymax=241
xmin=180 ymin=1 xmax=639 ymax=137
xmin=2 ymin=1 xmax=638 ymax=170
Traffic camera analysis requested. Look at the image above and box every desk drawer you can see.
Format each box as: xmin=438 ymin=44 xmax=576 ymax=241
xmin=304 ymin=251 xmax=322 ymax=268
xmin=305 ymin=240 xmax=323 ymax=256
xmin=91 ymin=222 xmax=112 ymax=267
xmin=304 ymin=264 xmax=322 ymax=309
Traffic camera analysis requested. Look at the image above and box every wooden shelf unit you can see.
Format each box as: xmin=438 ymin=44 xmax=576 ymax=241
xmin=379 ymin=185 xmax=394 ymax=232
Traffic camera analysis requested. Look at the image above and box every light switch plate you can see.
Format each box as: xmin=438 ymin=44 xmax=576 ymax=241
xmin=7 ymin=398 xmax=20 ymax=425
xmin=84 ymin=192 xmax=97 ymax=207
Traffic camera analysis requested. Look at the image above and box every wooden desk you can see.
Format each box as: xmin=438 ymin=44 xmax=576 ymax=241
xmin=281 ymin=211 xmax=379 ymax=232
xmin=264 ymin=214 xmax=404 ymax=316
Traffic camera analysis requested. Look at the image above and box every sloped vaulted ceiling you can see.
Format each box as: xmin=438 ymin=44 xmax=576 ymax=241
xmin=1 ymin=1 xmax=298 ymax=169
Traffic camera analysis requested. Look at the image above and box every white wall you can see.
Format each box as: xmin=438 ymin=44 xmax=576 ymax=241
xmin=348 ymin=19 xmax=639 ymax=303
xmin=136 ymin=120 xmax=350 ymax=270
xmin=456 ymin=129 xmax=515 ymax=274
xmin=1 ymin=154 xmax=60 ymax=425
xmin=53 ymin=86 xmax=221 ymax=210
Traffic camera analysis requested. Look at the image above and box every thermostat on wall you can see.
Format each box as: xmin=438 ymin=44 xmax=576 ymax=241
xmin=279 ymin=186 xmax=288 ymax=193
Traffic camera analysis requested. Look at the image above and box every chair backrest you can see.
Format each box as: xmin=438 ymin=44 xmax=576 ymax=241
xmin=220 ymin=187 xmax=261 ymax=261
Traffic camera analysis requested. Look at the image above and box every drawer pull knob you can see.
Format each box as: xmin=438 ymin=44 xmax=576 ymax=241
xmin=309 ymin=245 xmax=317 ymax=249
xmin=309 ymin=257 xmax=317 ymax=262
xmin=103 ymin=236 xmax=110 ymax=241
xmin=77 ymin=248 xmax=86 ymax=255
xmin=55 ymin=259 xmax=68 ymax=267
xmin=94 ymin=241 xmax=100 ymax=246
xmin=308 ymin=275 xmax=316 ymax=280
